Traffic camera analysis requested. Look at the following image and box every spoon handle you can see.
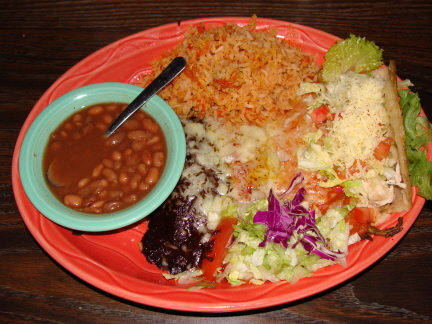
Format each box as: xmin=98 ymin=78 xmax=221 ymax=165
xmin=105 ymin=56 xmax=187 ymax=137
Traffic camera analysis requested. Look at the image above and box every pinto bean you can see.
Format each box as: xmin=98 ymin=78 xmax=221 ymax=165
xmin=142 ymin=150 xmax=153 ymax=166
xmin=90 ymin=200 xmax=105 ymax=210
xmin=139 ymin=182 xmax=150 ymax=191
xmin=122 ymin=119 xmax=140 ymax=130
xmin=105 ymin=103 xmax=118 ymax=112
xmin=144 ymin=167 xmax=160 ymax=185
xmin=88 ymin=105 xmax=104 ymax=116
xmin=72 ymin=113 xmax=83 ymax=123
xmin=50 ymin=141 xmax=62 ymax=152
xmin=127 ymin=130 xmax=147 ymax=141
xmin=108 ymin=190 xmax=123 ymax=200
xmin=77 ymin=177 xmax=90 ymax=189
xmin=102 ymin=113 xmax=114 ymax=125
xmin=86 ymin=179 xmax=109 ymax=195
xmin=123 ymin=194 xmax=138 ymax=204
xmin=105 ymin=132 xmax=125 ymax=147
xmin=102 ymin=158 xmax=114 ymax=169
xmin=112 ymin=150 xmax=122 ymax=161
xmin=92 ymin=163 xmax=104 ymax=178
xmin=153 ymin=151 xmax=164 ymax=167
xmin=95 ymin=122 xmax=106 ymax=132
xmin=147 ymin=135 xmax=160 ymax=146
xmin=131 ymin=140 xmax=147 ymax=152
xmin=119 ymin=172 xmax=129 ymax=184
xmin=103 ymin=201 xmax=125 ymax=213
xmin=102 ymin=168 xmax=117 ymax=182
xmin=64 ymin=195 xmax=82 ymax=208
xmin=130 ymin=174 xmax=142 ymax=190
xmin=113 ymin=160 xmax=122 ymax=170
xmin=143 ymin=118 xmax=159 ymax=133
xmin=137 ymin=163 xmax=148 ymax=175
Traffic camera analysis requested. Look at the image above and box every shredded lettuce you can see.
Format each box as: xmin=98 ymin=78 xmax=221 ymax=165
xmin=233 ymin=199 xmax=267 ymax=240
xmin=320 ymin=34 xmax=383 ymax=82
xmin=298 ymin=142 xmax=334 ymax=172
xmin=221 ymin=188 xmax=348 ymax=286
xmin=317 ymin=204 xmax=354 ymax=255
xmin=341 ymin=180 xmax=362 ymax=198
xmin=400 ymin=89 xmax=432 ymax=199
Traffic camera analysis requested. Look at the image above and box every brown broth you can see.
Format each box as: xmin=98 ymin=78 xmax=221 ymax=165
xmin=43 ymin=102 xmax=167 ymax=214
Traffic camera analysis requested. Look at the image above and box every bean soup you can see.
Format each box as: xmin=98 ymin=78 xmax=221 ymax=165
xmin=43 ymin=102 xmax=167 ymax=214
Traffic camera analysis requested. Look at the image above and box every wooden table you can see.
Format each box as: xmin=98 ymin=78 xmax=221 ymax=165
xmin=1 ymin=1 xmax=431 ymax=323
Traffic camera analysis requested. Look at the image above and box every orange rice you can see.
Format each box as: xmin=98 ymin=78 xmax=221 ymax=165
xmin=137 ymin=15 xmax=319 ymax=127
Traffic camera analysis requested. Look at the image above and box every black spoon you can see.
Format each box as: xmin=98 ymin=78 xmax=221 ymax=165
xmin=105 ymin=56 xmax=187 ymax=137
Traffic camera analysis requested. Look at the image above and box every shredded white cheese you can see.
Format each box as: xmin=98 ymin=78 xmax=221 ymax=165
xmin=324 ymin=72 xmax=390 ymax=171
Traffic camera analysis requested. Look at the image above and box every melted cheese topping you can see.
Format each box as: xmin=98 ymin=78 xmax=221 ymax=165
xmin=181 ymin=118 xmax=276 ymax=229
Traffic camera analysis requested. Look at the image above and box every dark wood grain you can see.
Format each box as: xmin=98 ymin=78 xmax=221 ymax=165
xmin=1 ymin=1 xmax=431 ymax=323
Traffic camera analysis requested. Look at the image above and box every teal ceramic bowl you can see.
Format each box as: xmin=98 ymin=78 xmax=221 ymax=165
xmin=19 ymin=82 xmax=186 ymax=232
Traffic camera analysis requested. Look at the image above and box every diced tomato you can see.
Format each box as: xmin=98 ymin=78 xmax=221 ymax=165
xmin=310 ymin=105 xmax=330 ymax=125
xmin=353 ymin=207 xmax=377 ymax=224
xmin=201 ymin=217 xmax=238 ymax=282
xmin=316 ymin=185 xmax=348 ymax=213
xmin=328 ymin=112 xmax=343 ymax=121
xmin=345 ymin=213 xmax=370 ymax=236
xmin=373 ymin=137 xmax=393 ymax=161
xmin=346 ymin=207 xmax=378 ymax=236
xmin=336 ymin=160 xmax=368 ymax=179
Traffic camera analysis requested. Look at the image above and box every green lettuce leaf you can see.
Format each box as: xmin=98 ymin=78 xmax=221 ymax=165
xmin=320 ymin=34 xmax=383 ymax=82
xmin=399 ymin=89 xmax=432 ymax=200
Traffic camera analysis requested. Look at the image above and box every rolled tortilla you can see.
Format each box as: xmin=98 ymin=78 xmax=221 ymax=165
xmin=383 ymin=60 xmax=412 ymax=213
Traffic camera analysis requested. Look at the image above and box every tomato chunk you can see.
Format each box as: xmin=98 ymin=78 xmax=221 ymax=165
xmin=310 ymin=105 xmax=330 ymax=124
xmin=346 ymin=214 xmax=370 ymax=236
xmin=374 ymin=137 xmax=393 ymax=161
xmin=353 ymin=207 xmax=377 ymax=224
xmin=201 ymin=217 xmax=238 ymax=282
xmin=346 ymin=207 xmax=378 ymax=236
xmin=336 ymin=160 xmax=368 ymax=179
xmin=315 ymin=185 xmax=348 ymax=213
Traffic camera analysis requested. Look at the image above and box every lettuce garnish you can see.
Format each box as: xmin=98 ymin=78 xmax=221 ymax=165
xmin=253 ymin=189 xmax=344 ymax=261
xmin=320 ymin=34 xmax=383 ymax=82
xmin=399 ymin=89 xmax=432 ymax=199
xmin=222 ymin=186 xmax=348 ymax=285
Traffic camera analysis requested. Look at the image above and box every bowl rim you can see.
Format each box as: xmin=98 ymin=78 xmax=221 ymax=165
xmin=18 ymin=82 xmax=186 ymax=232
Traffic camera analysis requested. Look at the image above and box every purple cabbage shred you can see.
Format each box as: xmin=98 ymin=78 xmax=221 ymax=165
xmin=253 ymin=184 xmax=344 ymax=261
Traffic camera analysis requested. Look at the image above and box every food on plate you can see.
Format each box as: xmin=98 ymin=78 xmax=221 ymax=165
xmin=383 ymin=60 xmax=412 ymax=213
xmin=138 ymin=16 xmax=431 ymax=287
xmin=44 ymin=102 xmax=166 ymax=214
xmin=399 ymin=88 xmax=432 ymax=200
xmin=136 ymin=16 xmax=319 ymax=126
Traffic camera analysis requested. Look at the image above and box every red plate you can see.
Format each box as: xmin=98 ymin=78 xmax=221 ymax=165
xmin=11 ymin=17 xmax=429 ymax=312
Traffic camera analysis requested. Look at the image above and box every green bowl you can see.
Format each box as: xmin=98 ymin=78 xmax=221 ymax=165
xmin=19 ymin=82 xmax=186 ymax=232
